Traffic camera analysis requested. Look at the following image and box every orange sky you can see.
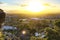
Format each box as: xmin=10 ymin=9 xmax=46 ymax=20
xmin=0 ymin=0 xmax=60 ymax=15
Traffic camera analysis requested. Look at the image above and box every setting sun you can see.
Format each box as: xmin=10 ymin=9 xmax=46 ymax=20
xmin=24 ymin=1 xmax=45 ymax=12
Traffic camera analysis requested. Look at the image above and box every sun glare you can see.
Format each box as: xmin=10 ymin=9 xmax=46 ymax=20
xmin=25 ymin=1 xmax=45 ymax=12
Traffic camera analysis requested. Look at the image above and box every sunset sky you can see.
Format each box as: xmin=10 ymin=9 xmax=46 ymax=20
xmin=0 ymin=0 xmax=60 ymax=14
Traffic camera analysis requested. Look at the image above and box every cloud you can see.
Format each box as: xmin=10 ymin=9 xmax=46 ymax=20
xmin=0 ymin=2 xmax=3 ymax=4
xmin=0 ymin=2 xmax=24 ymax=13
xmin=44 ymin=3 xmax=51 ymax=6
xmin=0 ymin=0 xmax=60 ymax=13
xmin=43 ymin=3 xmax=57 ymax=8
xmin=20 ymin=3 xmax=28 ymax=7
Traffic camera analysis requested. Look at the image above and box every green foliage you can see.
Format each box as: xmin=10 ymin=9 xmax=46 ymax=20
xmin=55 ymin=21 xmax=60 ymax=28
xmin=5 ymin=16 xmax=60 ymax=40
xmin=45 ymin=28 xmax=60 ymax=40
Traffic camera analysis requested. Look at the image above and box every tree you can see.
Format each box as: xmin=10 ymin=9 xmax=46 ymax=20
xmin=55 ymin=21 xmax=60 ymax=28
xmin=45 ymin=28 xmax=60 ymax=40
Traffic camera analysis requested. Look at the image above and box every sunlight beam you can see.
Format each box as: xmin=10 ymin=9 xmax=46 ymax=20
xmin=24 ymin=1 xmax=45 ymax=12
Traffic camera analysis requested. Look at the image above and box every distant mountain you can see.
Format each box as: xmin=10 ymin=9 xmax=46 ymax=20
xmin=6 ymin=13 xmax=60 ymax=19
xmin=41 ymin=14 xmax=60 ymax=19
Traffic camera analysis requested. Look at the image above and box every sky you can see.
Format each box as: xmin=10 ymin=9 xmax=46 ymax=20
xmin=0 ymin=0 xmax=60 ymax=14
